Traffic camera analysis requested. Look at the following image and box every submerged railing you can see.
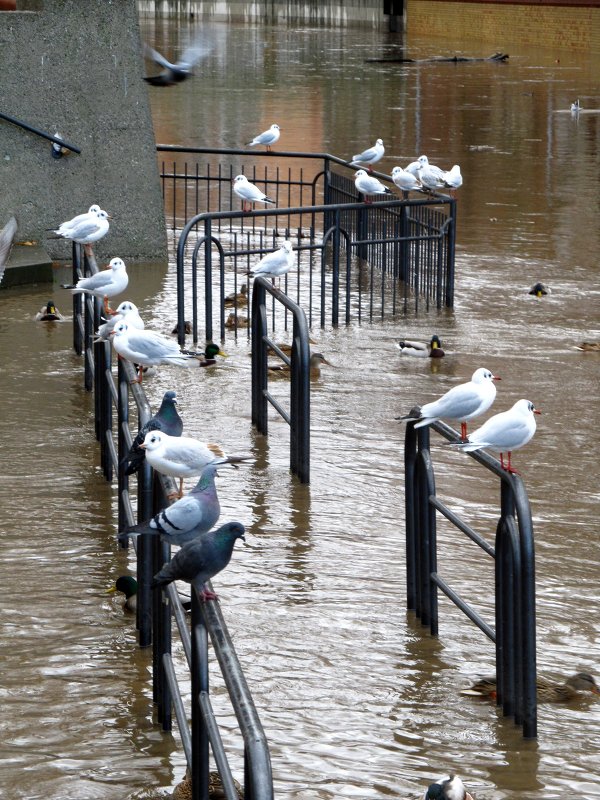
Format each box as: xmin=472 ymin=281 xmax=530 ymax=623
xmin=70 ymin=245 xmax=274 ymax=799
xmin=404 ymin=420 xmax=537 ymax=738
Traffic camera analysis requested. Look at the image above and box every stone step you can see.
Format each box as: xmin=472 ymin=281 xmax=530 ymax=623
xmin=1 ymin=243 xmax=54 ymax=288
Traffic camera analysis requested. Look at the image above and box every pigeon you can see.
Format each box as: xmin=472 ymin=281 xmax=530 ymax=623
xmin=110 ymin=321 xmax=198 ymax=383
xmin=247 ymin=123 xmax=280 ymax=151
xmin=121 ymin=389 xmax=183 ymax=476
xmin=354 ymin=169 xmax=393 ymax=202
xmin=51 ymin=207 xmax=110 ymax=257
xmin=391 ymin=166 xmax=422 ymax=193
xmin=417 ymin=155 xmax=446 ymax=192
xmin=233 ymin=174 xmax=275 ymax=213
xmin=61 ymin=257 xmax=128 ymax=315
xmin=95 ymin=300 xmax=144 ymax=340
xmin=399 ymin=367 xmax=499 ymax=440
xmin=423 ymin=775 xmax=475 ymax=800
xmin=151 ymin=521 xmax=246 ymax=601
xmin=35 ymin=300 xmax=65 ymax=322
xmin=453 ymin=398 xmax=540 ymax=474
xmin=119 ymin=462 xmax=221 ymax=546
xmin=351 ymin=138 xmax=384 ymax=171
xmin=398 ymin=335 xmax=444 ymax=359
xmin=143 ymin=38 xmax=212 ymax=86
xmin=250 ymin=240 xmax=294 ymax=285
xmin=442 ymin=164 xmax=463 ymax=195
xmin=141 ymin=429 xmax=252 ymax=498
xmin=0 ymin=216 xmax=18 ymax=287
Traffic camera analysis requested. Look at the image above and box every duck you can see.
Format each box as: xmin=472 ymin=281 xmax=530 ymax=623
xmin=225 ymin=312 xmax=249 ymax=329
xmin=528 ymin=282 xmax=550 ymax=297
xmin=171 ymin=321 xmax=193 ymax=336
xmin=268 ymin=352 xmax=331 ymax=378
xmin=461 ymin=671 xmax=600 ymax=702
xmin=423 ymin=775 xmax=474 ymax=799
xmin=398 ymin=335 xmax=445 ymax=359
xmin=172 ymin=767 xmax=244 ymax=799
xmin=195 ymin=342 xmax=228 ymax=367
xmin=575 ymin=342 xmax=600 ymax=352
xmin=224 ymin=283 xmax=248 ymax=308
xmin=35 ymin=300 xmax=65 ymax=321
xmin=107 ymin=575 xmax=138 ymax=613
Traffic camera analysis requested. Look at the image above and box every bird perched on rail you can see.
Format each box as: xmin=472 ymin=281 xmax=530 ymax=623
xmin=121 ymin=389 xmax=183 ymax=476
xmin=461 ymin=671 xmax=600 ymax=703
xmin=391 ymin=165 xmax=423 ymax=194
xmin=151 ymin=521 xmax=246 ymax=602
xmin=35 ymin=300 xmax=65 ymax=322
xmin=354 ymin=169 xmax=393 ymax=202
xmin=442 ymin=164 xmax=463 ymax=196
xmin=250 ymin=240 xmax=295 ymax=286
xmin=423 ymin=775 xmax=475 ymax=800
xmin=51 ymin=206 xmax=110 ymax=257
xmin=95 ymin=300 xmax=144 ymax=340
xmin=398 ymin=335 xmax=444 ymax=359
xmin=452 ymin=398 xmax=540 ymax=474
xmin=110 ymin=321 xmax=199 ymax=383
xmin=416 ymin=155 xmax=447 ymax=193
xmin=143 ymin=37 xmax=212 ymax=86
xmin=233 ymin=174 xmax=275 ymax=213
xmin=119 ymin=462 xmax=221 ymax=546
xmin=399 ymin=367 xmax=499 ymax=440
xmin=61 ymin=256 xmax=128 ymax=316
xmin=140 ymin=429 xmax=252 ymax=499
xmin=350 ymin=138 xmax=385 ymax=171
xmin=247 ymin=122 xmax=281 ymax=152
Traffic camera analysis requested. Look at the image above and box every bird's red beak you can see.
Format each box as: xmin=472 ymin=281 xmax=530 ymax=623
xmin=533 ymin=409 xmax=541 ymax=415
xmin=493 ymin=375 xmax=501 ymax=381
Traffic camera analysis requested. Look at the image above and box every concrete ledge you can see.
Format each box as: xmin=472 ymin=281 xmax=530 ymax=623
xmin=1 ymin=244 xmax=54 ymax=288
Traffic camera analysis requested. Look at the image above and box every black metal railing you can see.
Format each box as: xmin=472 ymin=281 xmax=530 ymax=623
xmin=404 ymin=420 xmax=537 ymax=739
xmin=71 ymin=246 xmax=274 ymax=798
xmin=0 ymin=110 xmax=81 ymax=154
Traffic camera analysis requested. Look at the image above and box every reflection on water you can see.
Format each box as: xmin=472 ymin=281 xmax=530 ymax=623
xmin=1 ymin=19 xmax=600 ymax=800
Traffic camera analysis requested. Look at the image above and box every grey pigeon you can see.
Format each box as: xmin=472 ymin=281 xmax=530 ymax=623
xmin=151 ymin=521 xmax=245 ymax=601
xmin=143 ymin=38 xmax=212 ymax=86
xmin=122 ymin=390 xmax=183 ymax=475
xmin=118 ymin=462 xmax=221 ymax=546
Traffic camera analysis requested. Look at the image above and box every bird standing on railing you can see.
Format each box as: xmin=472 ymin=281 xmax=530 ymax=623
xmin=50 ymin=206 xmax=110 ymax=257
xmin=397 ymin=335 xmax=444 ymax=358
xmin=250 ymin=240 xmax=294 ymax=286
xmin=354 ymin=169 xmax=393 ymax=202
xmin=416 ymin=155 xmax=447 ymax=192
xmin=350 ymin=138 xmax=385 ymax=171
xmin=391 ymin=165 xmax=422 ymax=194
xmin=110 ymin=322 xmax=199 ymax=383
xmin=61 ymin=256 xmax=128 ymax=316
xmin=151 ymin=521 xmax=246 ymax=602
xmin=247 ymin=122 xmax=280 ymax=151
xmin=399 ymin=367 xmax=499 ymax=440
xmin=442 ymin=164 xmax=463 ymax=196
xmin=95 ymin=300 xmax=144 ymax=340
xmin=423 ymin=775 xmax=475 ymax=799
xmin=120 ymin=389 xmax=183 ymax=476
xmin=233 ymin=174 xmax=276 ymax=213
xmin=461 ymin=671 xmax=600 ymax=702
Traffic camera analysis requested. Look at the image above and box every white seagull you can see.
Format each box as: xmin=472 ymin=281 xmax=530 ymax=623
xmin=247 ymin=123 xmax=280 ymax=151
xmin=141 ymin=430 xmax=252 ymax=498
xmin=51 ymin=207 xmax=110 ymax=257
xmin=250 ymin=240 xmax=295 ymax=285
xmin=455 ymin=398 xmax=540 ymax=474
xmin=351 ymin=138 xmax=385 ymax=171
xmin=354 ymin=169 xmax=393 ymax=202
xmin=442 ymin=164 xmax=463 ymax=195
xmin=233 ymin=174 xmax=275 ymax=213
xmin=61 ymin=256 xmax=128 ymax=315
xmin=423 ymin=775 xmax=475 ymax=800
xmin=417 ymin=155 xmax=446 ymax=192
xmin=143 ymin=36 xmax=212 ymax=86
xmin=95 ymin=300 xmax=144 ymax=340
xmin=52 ymin=204 xmax=102 ymax=237
xmin=400 ymin=367 xmax=500 ymax=440
xmin=110 ymin=321 xmax=198 ymax=384
xmin=391 ymin=165 xmax=422 ymax=193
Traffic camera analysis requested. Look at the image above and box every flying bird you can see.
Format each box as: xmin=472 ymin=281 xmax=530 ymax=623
xmin=110 ymin=321 xmax=199 ymax=383
xmin=391 ymin=165 xmax=422 ymax=193
xmin=354 ymin=169 xmax=393 ymax=202
xmin=233 ymin=174 xmax=276 ymax=213
xmin=399 ymin=367 xmax=499 ymax=440
xmin=50 ymin=207 xmax=110 ymax=257
xmin=397 ymin=335 xmax=444 ymax=359
xmin=453 ymin=398 xmax=540 ymax=473
xmin=247 ymin=123 xmax=280 ymax=151
xmin=121 ymin=389 xmax=183 ymax=476
xmin=140 ymin=429 xmax=252 ymax=498
xmin=250 ymin=240 xmax=294 ymax=285
xmin=143 ymin=38 xmax=212 ymax=86
xmin=461 ymin=671 xmax=600 ymax=703
xmin=61 ymin=256 xmax=128 ymax=315
xmin=423 ymin=775 xmax=475 ymax=800
xmin=151 ymin=521 xmax=246 ymax=602
xmin=119 ymin=462 xmax=221 ymax=546
xmin=95 ymin=300 xmax=144 ymax=340
xmin=351 ymin=138 xmax=384 ymax=171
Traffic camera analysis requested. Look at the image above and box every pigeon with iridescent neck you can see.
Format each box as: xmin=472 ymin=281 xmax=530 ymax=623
xmin=121 ymin=390 xmax=183 ymax=476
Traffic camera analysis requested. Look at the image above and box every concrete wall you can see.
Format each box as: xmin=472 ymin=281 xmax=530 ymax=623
xmin=0 ymin=0 xmax=167 ymax=263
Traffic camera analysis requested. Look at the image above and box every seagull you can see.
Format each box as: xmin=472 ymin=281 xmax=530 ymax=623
xmin=247 ymin=123 xmax=280 ymax=151
xmin=110 ymin=321 xmax=198 ymax=384
xmin=121 ymin=389 xmax=183 ymax=476
xmin=140 ymin=429 xmax=252 ymax=498
xmin=398 ymin=335 xmax=444 ymax=359
xmin=35 ymin=300 xmax=65 ymax=322
xmin=119 ymin=462 xmax=221 ymax=546
xmin=50 ymin=207 xmax=110 ymax=257
xmin=143 ymin=38 xmax=212 ymax=86
xmin=528 ymin=282 xmax=550 ymax=298
xmin=250 ymin=240 xmax=294 ymax=285
xmin=405 ymin=158 xmax=422 ymax=177
xmin=423 ymin=775 xmax=475 ymax=800
xmin=442 ymin=164 xmax=463 ymax=195
xmin=61 ymin=256 xmax=128 ymax=315
xmin=351 ymin=138 xmax=384 ymax=171
xmin=570 ymin=99 xmax=581 ymax=113
xmin=354 ymin=169 xmax=393 ymax=202
xmin=151 ymin=521 xmax=246 ymax=602
xmin=454 ymin=398 xmax=540 ymax=473
xmin=399 ymin=367 xmax=500 ymax=440
xmin=95 ymin=300 xmax=144 ymax=340
xmin=391 ymin=165 xmax=422 ymax=193
xmin=417 ymin=155 xmax=446 ymax=192
xmin=50 ymin=204 xmax=101 ymax=237
xmin=233 ymin=174 xmax=275 ymax=213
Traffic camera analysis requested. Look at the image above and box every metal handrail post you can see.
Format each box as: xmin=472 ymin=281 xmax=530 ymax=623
xmin=192 ymin=593 xmax=211 ymax=800
xmin=157 ymin=539 xmax=172 ymax=731
xmin=204 ymin=220 xmax=213 ymax=343
xmin=72 ymin=243 xmax=83 ymax=355
xmin=445 ymin=199 xmax=456 ymax=308
xmin=404 ymin=422 xmax=418 ymax=611
xmin=251 ymin=280 xmax=268 ymax=435
xmin=289 ymin=317 xmax=311 ymax=483
xmin=117 ymin=359 xmax=129 ymax=532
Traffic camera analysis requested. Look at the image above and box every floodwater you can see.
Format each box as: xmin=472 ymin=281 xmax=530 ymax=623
xmin=1 ymin=17 xmax=600 ymax=800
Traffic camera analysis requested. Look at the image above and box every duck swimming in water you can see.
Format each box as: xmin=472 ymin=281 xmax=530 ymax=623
xmin=398 ymin=335 xmax=444 ymax=358
xmin=35 ymin=301 xmax=65 ymax=321
xmin=461 ymin=671 xmax=600 ymax=702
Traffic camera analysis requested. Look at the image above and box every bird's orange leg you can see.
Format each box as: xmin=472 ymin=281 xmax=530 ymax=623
xmin=460 ymin=422 xmax=468 ymax=440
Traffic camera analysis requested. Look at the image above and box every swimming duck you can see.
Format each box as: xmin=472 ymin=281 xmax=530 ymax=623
xmin=575 ymin=342 xmax=600 ymax=352
xmin=528 ymin=282 xmax=550 ymax=297
xmin=268 ymin=352 xmax=331 ymax=377
xmin=224 ymin=283 xmax=248 ymax=308
xmin=171 ymin=321 xmax=193 ymax=336
xmin=398 ymin=335 xmax=444 ymax=358
xmin=225 ymin=312 xmax=249 ymax=329
xmin=107 ymin=575 xmax=138 ymax=613
xmin=35 ymin=300 xmax=65 ymax=321
xmin=461 ymin=671 xmax=600 ymax=702
xmin=423 ymin=775 xmax=474 ymax=799
xmin=195 ymin=342 xmax=228 ymax=367
xmin=172 ymin=767 xmax=244 ymax=799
